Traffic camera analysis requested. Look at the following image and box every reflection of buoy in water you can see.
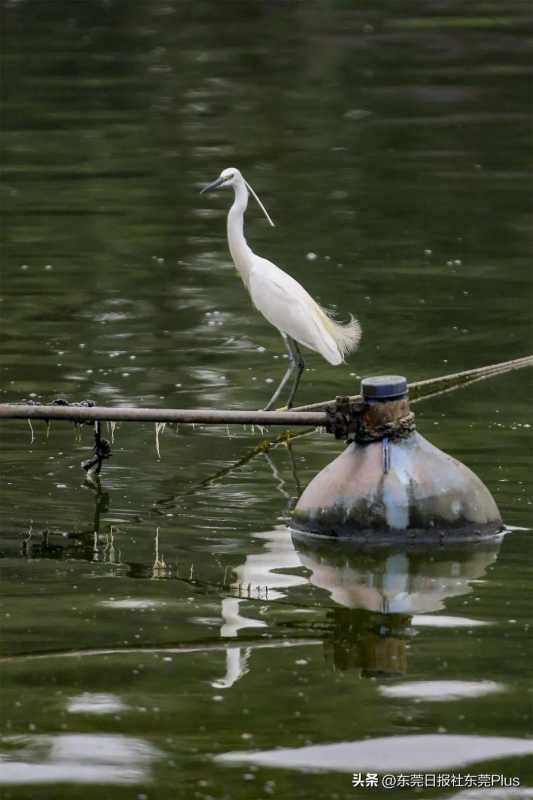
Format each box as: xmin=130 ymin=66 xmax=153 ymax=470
xmin=291 ymin=533 xmax=502 ymax=615
xmin=292 ymin=376 xmax=503 ymax=541
xmin=324 ymin=608 xmax=409 ymax=676
xmin=291 ymin=533 xmax=502 ymax=674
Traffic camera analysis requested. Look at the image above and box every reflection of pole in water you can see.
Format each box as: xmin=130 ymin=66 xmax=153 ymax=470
xmin=105 ymin=527 xmax=117 ymax=565
xmin=18 ymin=472 xmax=111 ymax=562
xmin=21 ymin=523 xmax=33 ymax=558
xmin=87 ymin=478 xmax=112 ymax=563
xmin=152 ymin=528 xmax=171 ymax=578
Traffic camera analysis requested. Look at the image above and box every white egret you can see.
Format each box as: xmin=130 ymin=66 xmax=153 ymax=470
xmin=201 ymin=168 xmax=361 ymax=409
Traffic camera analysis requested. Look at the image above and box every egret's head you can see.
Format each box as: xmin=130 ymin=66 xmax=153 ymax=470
xmin=200 ymin=167 xmax=275 ymax=227
xmin=200 ymin=167 xmax=243 ymax=193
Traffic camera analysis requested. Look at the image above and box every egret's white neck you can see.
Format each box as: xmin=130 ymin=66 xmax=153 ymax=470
xmin=227 ymin=180 xmax=254 ymax=288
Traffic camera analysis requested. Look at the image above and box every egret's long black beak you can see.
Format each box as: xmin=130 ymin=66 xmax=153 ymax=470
xmin=200 ymin=176 xmax=226 ymax=194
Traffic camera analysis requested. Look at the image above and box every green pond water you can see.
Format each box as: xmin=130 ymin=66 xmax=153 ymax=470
xmin=1 ymin=1 xmax=532 ymax=798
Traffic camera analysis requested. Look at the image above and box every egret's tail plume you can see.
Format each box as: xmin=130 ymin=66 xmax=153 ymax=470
xmin=319 ymin=309 xmax=362 ymax=365
xmin=331 ymin=313 xmax=362 ymax=357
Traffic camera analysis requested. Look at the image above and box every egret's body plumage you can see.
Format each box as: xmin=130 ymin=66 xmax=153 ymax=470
xmin=250 ymin=259 xmax=351 ymax=365
xmin=201 ymin=168 xmax=361 ymax=408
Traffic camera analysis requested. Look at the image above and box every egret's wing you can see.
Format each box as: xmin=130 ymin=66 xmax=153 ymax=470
xmin=249 ymin=258 xmax=343 ymax=364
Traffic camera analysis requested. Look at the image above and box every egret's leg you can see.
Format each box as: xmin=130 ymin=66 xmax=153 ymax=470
xmin=262 ymin=365 xmax=293 ymax=411
xmin=285 ymin=338 xmax=305 ymax=409
xmin=262 ymin=333 xmax=296 ymax=411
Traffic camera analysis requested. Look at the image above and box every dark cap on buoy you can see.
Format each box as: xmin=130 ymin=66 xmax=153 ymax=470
xmin=361 ymin=375 xmax=408 ymax=401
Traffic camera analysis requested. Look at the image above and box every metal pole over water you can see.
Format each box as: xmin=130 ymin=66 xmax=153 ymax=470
xmin=0 ymin=355 xmax=530 ymax=425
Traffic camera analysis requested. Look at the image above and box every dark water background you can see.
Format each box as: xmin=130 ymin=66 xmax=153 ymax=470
xmin=1 ymin=1 xmax=532 ymax=798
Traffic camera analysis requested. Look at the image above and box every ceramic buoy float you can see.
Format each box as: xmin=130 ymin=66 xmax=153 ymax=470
xmin=292 ymin=375 xmax=503 ymax=542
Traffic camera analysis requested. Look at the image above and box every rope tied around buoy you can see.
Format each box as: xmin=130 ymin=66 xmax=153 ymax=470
xmin=325 ymin=396 xmax=416 ymax=444
xmin=355 ymin=411 xmax=416 ymax=444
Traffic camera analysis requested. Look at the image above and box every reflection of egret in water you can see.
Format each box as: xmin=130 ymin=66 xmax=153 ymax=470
xmin=291 ymin=532 xmax=502 ymax=676
xmin=212 ymin=526 xmax=309 ymax=689
xmin=211 ymin=446 xmax=306 ymax=688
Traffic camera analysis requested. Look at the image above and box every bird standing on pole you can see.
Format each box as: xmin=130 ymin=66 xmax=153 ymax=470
xmin=201 ymin=168 xmax=361 ymax=409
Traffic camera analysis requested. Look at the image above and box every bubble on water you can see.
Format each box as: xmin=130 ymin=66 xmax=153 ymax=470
xmin=257 ymin=346 xmax=266 ymax=352
xmin=265 ymin=378 xmax=274 ymax=384
xmin=306 ymin=252 xmax=318 ymax=261
xmin=344 ymin=108 xmax=372 ymax=119
xmin=424 ymin=249 xmax=432 ymax=255
xmin=20 ymin=264 xmax=29 ymax=271
xmin=44 ymin=264 xmax=53 ymax=271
